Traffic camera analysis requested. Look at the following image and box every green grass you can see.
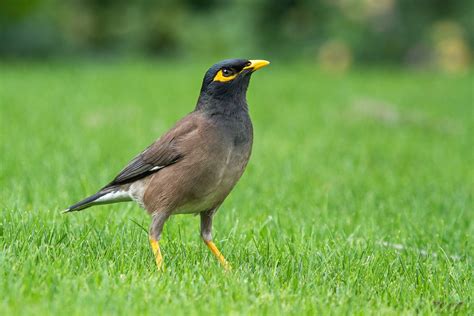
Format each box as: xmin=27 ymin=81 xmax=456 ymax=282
xmin=0 ymin=61 xmax=472 ymax=315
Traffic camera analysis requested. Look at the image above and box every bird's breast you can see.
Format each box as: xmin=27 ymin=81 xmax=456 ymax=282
xmin=174 ymin=121 xmax=252 ymax=214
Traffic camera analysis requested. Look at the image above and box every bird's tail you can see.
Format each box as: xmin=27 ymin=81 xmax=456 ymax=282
xmin=64 ymin=186 xmax=131 ymax=213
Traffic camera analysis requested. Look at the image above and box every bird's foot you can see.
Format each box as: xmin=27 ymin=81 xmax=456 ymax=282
xmin=205 ymin=240 xmax=232 ymax=271
xmin=149 ymin=236 xmax=164 ymax=271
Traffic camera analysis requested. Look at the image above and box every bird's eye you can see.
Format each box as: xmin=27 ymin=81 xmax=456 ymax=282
xmin=245 ymin=61 xmax=251 ymax=67
xmin=221 ymin=68 xmax=233 ymax=77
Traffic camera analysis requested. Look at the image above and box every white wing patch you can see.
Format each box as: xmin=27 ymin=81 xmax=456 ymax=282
xmin=150 ymin=166 xmax=163 ymax=171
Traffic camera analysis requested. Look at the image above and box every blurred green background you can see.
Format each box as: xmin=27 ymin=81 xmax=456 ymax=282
xmin=1 ymin=1 xmax=473 ymax=315
xmin=1 ymin=0 xmax=472 ymax=71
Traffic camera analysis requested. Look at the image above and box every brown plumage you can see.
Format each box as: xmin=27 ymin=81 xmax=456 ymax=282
xmin=65 ymin=59 xmax=270 ymax=269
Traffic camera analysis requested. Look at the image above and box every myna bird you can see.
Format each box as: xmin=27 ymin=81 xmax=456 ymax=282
xmin=65 ymin=59 xmax=270 ymax=270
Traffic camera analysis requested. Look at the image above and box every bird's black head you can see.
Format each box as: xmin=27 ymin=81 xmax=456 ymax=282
xmin=196 ymin=58 xmax=270 ymax=113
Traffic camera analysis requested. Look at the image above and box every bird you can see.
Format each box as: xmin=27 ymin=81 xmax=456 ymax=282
xmin=65 ymin=58 xmax=270 ymax=270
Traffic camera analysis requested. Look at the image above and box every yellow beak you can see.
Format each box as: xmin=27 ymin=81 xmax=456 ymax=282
xmin=244 ymin=59 xmax=270 ymax=71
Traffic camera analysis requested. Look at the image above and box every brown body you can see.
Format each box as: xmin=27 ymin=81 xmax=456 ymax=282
xmin=138 ymin=112 xmax=252 ymax=216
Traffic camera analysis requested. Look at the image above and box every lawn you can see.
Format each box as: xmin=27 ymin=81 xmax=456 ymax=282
xmin=0 ymin=61 xmax=472 ymax=315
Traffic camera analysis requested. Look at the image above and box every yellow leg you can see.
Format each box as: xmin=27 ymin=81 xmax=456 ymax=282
xmin=205 ymin=240 xmax=231 ymax=271
xmin=149 ymin=236 xmax=164 ymax=270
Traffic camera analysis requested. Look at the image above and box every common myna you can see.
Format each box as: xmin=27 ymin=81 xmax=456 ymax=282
xmin=65 ymin=59 xmax=270 ymax=270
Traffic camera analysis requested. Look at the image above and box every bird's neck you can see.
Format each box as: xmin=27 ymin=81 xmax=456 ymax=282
xmin=195 ymin=92 xmax=249 ymax=117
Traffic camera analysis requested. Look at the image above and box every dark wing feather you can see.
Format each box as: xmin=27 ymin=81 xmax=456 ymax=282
xmin=109 ymin=143 xmax=182 ymax=185
xmin=106 ymin=115 xmax=198 ymax=186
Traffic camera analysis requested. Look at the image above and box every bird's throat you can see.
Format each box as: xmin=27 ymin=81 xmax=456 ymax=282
xmin=195 ymin=93 xmax=248 ymax=117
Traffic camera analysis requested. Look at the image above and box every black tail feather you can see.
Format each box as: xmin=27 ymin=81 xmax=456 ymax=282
xmin=64 ymin=190 xmax=109 ymax=213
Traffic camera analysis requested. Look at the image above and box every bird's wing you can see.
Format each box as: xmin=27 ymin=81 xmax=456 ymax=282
xmin=106 ymin=114 xmax=199 ymax=186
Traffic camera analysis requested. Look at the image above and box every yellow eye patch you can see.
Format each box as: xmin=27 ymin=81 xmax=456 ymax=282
xmin=212 ymin=60 xmax=269 ymax=83
xmin=213 ymin=70 xmax=238 ymax=82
